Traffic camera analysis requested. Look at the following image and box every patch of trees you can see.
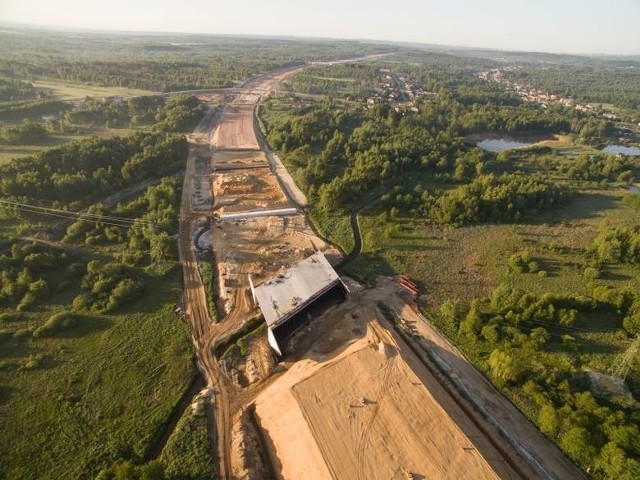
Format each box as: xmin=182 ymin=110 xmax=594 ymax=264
xmin=0 ymin=131 xmax=187 ymax=205
xmin=65 ymin=96 xmax=163 ymax=128
xmin=63 ymin=177 xmax=181 ymax=270
xmin=0 ymin=78 xmax=39 ymax=103
xmin=0 ymin=120 xmax=49 ymax=145
xmin=281 ymin=64 xmax=379 ymax=98
xmin=503 ymin=65 xmax=640 ymax=115
xmin=118 ymin=177 xmax=180 ymax=269
xmin=507 ymin=250 xmax=542 ymax=274
xmin=199 ymin=251 xmax=218 ymax=322
xmin=437 ymin=280 xmax=640 ymax=477
xmin=153 ymin=96 xmax=206 ymax=133
xmin=0 ymin=241 xmax=72 ymax=311
xmin=456 ymin=103 xmax=572 ymax=135
xmin=0 ymin=99 xmax=68 ymax=122
xmin=590 ymin=223 xmax=640 ymax=264
xmin=421 ymin=174 xmax=566 ymax=224
xmin=72 ymin=261 xmax=144 ymax=313
xmin=535 ymin=384 xmax=640 ymax=478
xmin=262 ymin=95 xmax=568 ymax=223
xmin=559 ymin=153 xmax=636 ymax=183
xmin=63 ymin=95 xmax=204 ymax=132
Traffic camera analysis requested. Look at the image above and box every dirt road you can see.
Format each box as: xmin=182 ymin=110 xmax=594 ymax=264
xmin=382 ymin=289 xmax=586 ymax=480
xmin=178 ymin=63 xmax=322 ymax=479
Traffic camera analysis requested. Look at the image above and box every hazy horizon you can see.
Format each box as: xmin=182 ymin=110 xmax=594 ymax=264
xmin=1 ymin=0 xmax=639 ymax=56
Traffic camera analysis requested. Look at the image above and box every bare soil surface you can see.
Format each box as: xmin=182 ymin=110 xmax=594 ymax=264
xmin=213 ymin=214 xmax=336 ymax=315
xmin=212 ymin=169 xmax=290 ymax=214
xmin=254 ymin=293 xmax=520 ymax=480
xmin=179 ymin=64 xmax=340 ymax=479
xmin=212 ymin=104 xmax=260 ymax=150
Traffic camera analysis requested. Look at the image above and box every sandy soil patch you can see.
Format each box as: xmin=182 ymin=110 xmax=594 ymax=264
xmin=213 ymin=169 xmax=290 ymax=214
xmin=254 ymin=300 xmax=520 ymax=480
xmin=212 ymin=104 xmax=259 ymax=150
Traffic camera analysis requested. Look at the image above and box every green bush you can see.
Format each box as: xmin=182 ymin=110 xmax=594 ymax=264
xmin=22 ymin=354 xmax=45 ymax=370
xmin=583 ymin=266 xmax=600 ymax=279
xmin=13 ymin=328 xmax=33 ymax=340
xmin=0 ymin=312 xmax=23 ymax=323
xmin=33 ymin=312 xmax=78 ymax=338
xmin=0 ymin=328 xmax=13 ymax=342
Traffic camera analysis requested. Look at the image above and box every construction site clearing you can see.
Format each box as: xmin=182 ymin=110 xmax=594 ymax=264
xmin=179 ymin=66 xmax=586 ymax=480
xmin=254 ymin=298 xmax=519 ymax=480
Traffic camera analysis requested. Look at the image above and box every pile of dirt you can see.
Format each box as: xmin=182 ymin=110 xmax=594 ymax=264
xmin=230 ymin=408 xmax=268 ymax=480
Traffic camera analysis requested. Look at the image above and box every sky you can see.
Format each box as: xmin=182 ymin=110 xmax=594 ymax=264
xmin=1 ymin=0 xmax=639 ymax=55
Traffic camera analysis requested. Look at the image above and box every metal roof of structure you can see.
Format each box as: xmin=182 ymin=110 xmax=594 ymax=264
xmin=252 ymin=252 xmax=341 ymax=328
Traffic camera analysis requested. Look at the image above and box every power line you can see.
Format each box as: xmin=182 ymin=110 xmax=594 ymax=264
xmin=0 ymin=198 xmax=180 ymax=235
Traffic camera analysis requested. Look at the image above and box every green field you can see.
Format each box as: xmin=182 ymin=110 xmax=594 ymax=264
xmin=0 ymin=126 xmax=146 ymax=164
xmin=0 ymin=267 xmax=196 ymax=479
xmin=32 ymin=80 xmax=154 ymax=101
xmin=345 ymin=188 xmax=639 ymax=307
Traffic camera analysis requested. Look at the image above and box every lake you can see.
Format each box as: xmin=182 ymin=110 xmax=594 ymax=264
xmin=476 ymin=138 xmax=534 ymax=152
xmin=602 ymin=145 xmax=640 ymax=155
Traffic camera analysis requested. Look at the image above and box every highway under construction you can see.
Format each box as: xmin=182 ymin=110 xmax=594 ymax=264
xmin=177 ymin=61 xmax=586 ymax=480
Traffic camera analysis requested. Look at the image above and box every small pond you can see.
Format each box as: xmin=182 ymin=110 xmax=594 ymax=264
xmin=476 ymin=138 xmax=534 ymax=152
xmin=602 ymin=145 xmax=640 ymax=155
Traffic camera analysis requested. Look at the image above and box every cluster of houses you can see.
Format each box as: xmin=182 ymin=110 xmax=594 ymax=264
xmin=365 ymin=69 xmax=433 ymax=112
xmin=477 ymin=68 xmax=612 ymax=117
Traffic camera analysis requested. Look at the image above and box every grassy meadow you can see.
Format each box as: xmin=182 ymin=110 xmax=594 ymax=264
xmin=0 ymin=266 xmax=196 ymax=479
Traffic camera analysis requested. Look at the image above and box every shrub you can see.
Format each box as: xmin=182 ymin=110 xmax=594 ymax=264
xmin=623 ymin=314 xmax=640 ymax=336
xmin=561 ymin=334 xmax=578 ymax=352
xmin=22 ymin=354 xmax=45 ymax=370
xmin=0 ymin=329 xmax=13 ymax=342
xmin=33 ymin=312 xmax=77 ymax=338
xmin=13 ymin=328 xmax=33 ymax=340
xmin=488 ymin=348 xmax=525 ymax=384
xmin=481 ymin=324 xmax=500 ymax=343
xmin=584 ymin=266 xmax=600 ymax=280
xmin=0 ymin=312 xmax=23 ymax=323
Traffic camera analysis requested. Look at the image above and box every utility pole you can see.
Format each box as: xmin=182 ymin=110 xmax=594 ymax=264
xmin=609 ymin=334 xmax=640 ymax=381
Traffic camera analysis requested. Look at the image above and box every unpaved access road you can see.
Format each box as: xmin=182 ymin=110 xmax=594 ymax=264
xmin=179 ymin=63 xmax=330 ymax=479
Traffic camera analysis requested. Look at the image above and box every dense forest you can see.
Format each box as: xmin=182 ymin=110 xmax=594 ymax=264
xmin=0 ymin=95 xmax=205 ymax=208
xmin=0 ymin=27 xmax=390 ymax=92
xmin=262 ymin=91 xmax=585 ymax=220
